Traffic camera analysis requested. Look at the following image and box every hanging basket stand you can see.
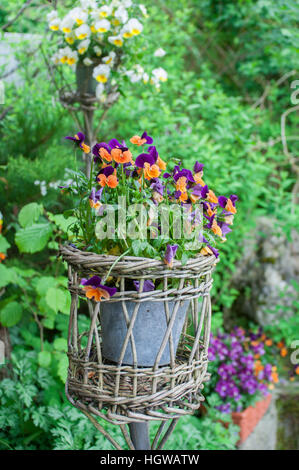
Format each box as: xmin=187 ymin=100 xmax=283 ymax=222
xmin=59 ymin=244 xmax=218 ymax=449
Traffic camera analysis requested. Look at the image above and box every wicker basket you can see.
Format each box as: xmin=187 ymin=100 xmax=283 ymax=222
xmin=60 ymin=244 xmax=218 ymax=426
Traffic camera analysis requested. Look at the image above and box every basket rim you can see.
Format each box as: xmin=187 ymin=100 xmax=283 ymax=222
xmin=59 ymin=243 xmax=218 ymax=273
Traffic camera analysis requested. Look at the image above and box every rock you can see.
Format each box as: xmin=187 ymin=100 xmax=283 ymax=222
xmin=228 ymin=217 xmax=299 ymax=327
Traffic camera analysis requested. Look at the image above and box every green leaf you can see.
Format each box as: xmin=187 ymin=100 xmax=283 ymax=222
xmin=35 ymin=276 xmax=57 ymax=296
xmin=53 ymin=338 xmax=67 ymax=352
xmin=18 ymin=203 xmax=43 ymax=228
xmin=57 ymin=353 xmax=68 ymax=383
xmin=0 ymin=264 xmax=14 ymax=288
xmin=0 ymin=301 xmax=22 ymax=327
xmin=45 ymin=287 xmax=70 ymax=314
xmin=0 ymin=235 xmax=10 ymax=253
xmin=38 ymin=350 xmax=52 ymax=368
xmin=15 ymin=223 xmax=52 ymax=253
xmin=48 ymin=213 xmax=77 ymax=234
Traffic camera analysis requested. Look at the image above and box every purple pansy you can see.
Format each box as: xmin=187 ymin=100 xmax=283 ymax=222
xmin=133 ymin=279 xmax=155 ymax=292
xmin=135 ymin=146 xmax=158 ymax=168
xmin=89 ymin=188 xmax=103 ymax=209
xmin=194 ymin=161 xmax=204 ymax=173
xmin=92 ymin=142 xmax=111 ymax=162
xmin=142 ymin=131 xmax=153 ymax=144
xmin=164 ymin=244 xmax=178 ymax=267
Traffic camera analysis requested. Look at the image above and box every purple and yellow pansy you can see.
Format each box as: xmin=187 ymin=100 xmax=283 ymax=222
xmin=65 ymin=132 xmax=90 ymax=154
xmin=81 ymin=276 xmax=117 ymax=302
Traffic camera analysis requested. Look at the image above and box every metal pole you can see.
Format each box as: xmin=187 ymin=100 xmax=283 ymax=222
xmin=128 ymin=422 xmax=151 ymax=450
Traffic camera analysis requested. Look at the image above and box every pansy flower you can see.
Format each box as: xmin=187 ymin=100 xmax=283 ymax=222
xmin=81 ymin=276 xmax=117 ymax=302
xmin=135 ymin=147 xmax=161 ymax=180
xmin=193 ymin=161 xmax=205 ymax=186
xmin=147 ymin=146 xmax=166 ymax=170
xmin=218 ymin=195 xmax=238 ymax=214
xmin=150 ymin=178 xmax=164 ymax=204
xmin=200 ymin=244 xmax=219 ymax=258
xmin=130 ymin=131 xmax=153 ymax=146
xmin=97 ymin=166 xmax=118 ymax=188
xmin=173 ymin=168 xmax=195 ymax=184
xmin=65 ymin=132 xmax=90 ymax=153
xmin=133 ymin=279 xmax=155 ymax=292
xmin=89 ymin=188 xmax=103 ymax=210
xmin=92 ymin=142 xmax=112 ymax=163
xmin=111 ymin=147 xmax=133 ymax=164
xmin=174 ymin=190 xmax=188 ymax=203
xmin=164 ymin=244 xmax=178 ymax=267
xmin=205 ymin=214 xmax=222 ymax=237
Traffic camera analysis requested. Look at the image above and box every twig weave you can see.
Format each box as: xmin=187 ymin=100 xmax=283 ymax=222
xmin=60 ymin=244 xmax=218 ymax=426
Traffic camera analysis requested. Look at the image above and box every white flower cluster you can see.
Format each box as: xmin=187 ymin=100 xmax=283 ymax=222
xmin=47 ymin=1 xmax=167 ymax=97
xmin=34 ymin=169 xmax=76 ymax=197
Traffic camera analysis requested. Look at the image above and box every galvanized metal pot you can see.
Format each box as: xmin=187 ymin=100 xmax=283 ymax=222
xmin=100 ymin=300 xmax=190 ymax=366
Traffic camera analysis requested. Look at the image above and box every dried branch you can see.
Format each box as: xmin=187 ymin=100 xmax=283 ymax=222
xmin=0 ymin=106 xmax=13 ymax=121
xmin=2 ymin=0 xmax=35 ymax=31
xmin=252 ymin=70 xmax=297 ymax=109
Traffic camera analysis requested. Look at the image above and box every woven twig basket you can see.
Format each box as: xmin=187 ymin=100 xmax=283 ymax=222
xmin=60 ymin=244 xmax=218 ymax=427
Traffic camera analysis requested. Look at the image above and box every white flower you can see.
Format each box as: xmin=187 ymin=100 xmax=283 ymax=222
xmin=123 ymin=0 xmax=132 ymax=7
xmin=98 ymin=5 xmax=113 ymax=18
xmin=51 ymin=52 xmax=61 ymax=65
xmin=61 ymin=15 xmax=75 ymax=33
xmin=96 ymin=82 xmax=105 ymax=98
xmin=102 ymin=51 xmax=116 ymax=66
xmin=70 ymin=7 xmax=88 ymax=25
xmin=58 ymin=46 xmax=72 ymax=64
xmin=65 ymin=32 xmax=76 ymax=45
xmin=95 ymin=19 xmax=111 ymax=33
xmin=122 ymin=18 xmax=143 ymax=38
xmin=80 ymin=0 xmax=97 ymax=8
xmin=125 ymin=65 xmax=144 ymax=83
xmin=114 ymin=6 xmax=128 ymax=24
xmin=75 ymin=24 xmax=91 ymax=39
xmin=40 ymin=181 xmax=47 ymax=196
xmin=139 ymin=4 xmax=148 ymax=16
xmin=108 ymin=35 xmax=123 ymax=47
xmin=93 ymin=64 xmax=110 ymax=83
xmin=94 ymin=45 xmax=102 ymax=56
xmin=49 ymin=18 xmax=61 ymax=31
xmin=67 ymin=50 xmax=78 ymax=66
xmin=154 ymin=48 xmax=166 ymax=57
xmin=83 ymin=57 xmax=93 ymax=66
xmin=152 ymin=67 xmax=168 ymax=82
xmin=47 ymin=11 xmax=58 ymax=22
xmin=142 ymin=72 xmax=149 ymax=83
xmin=77 ymin=38 xmax=90 ymax=54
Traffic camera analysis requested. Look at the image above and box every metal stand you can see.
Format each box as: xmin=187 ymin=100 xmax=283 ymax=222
xmin=128 ymin=422 xmax=151 ymax=450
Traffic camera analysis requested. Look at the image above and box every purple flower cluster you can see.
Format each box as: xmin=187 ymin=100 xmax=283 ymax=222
xmin=208 ymin=327 xmax=275 ymax=413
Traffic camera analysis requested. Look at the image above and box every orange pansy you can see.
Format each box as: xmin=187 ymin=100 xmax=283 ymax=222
xmin=83 ymin=286 xmax=110 ymax=302
xmin=143 ymin=162 xmax=160 ymax=180
xmin=226 ymin=198 xmax=237 ymax=214
xmin=106 ymin=173 xmax=118 ymax=188
xmin=176 ymin=176 xmax=187 ymax=193
xmin=130 ymin=135 xmax=146 ymax=146
xmin=100 ymin=147 xmax=112 ymax=162
xmin=157 ymin=156 xmax=167 ymax=170
xmin=207 ymin=190 xmax=218 ymax=204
